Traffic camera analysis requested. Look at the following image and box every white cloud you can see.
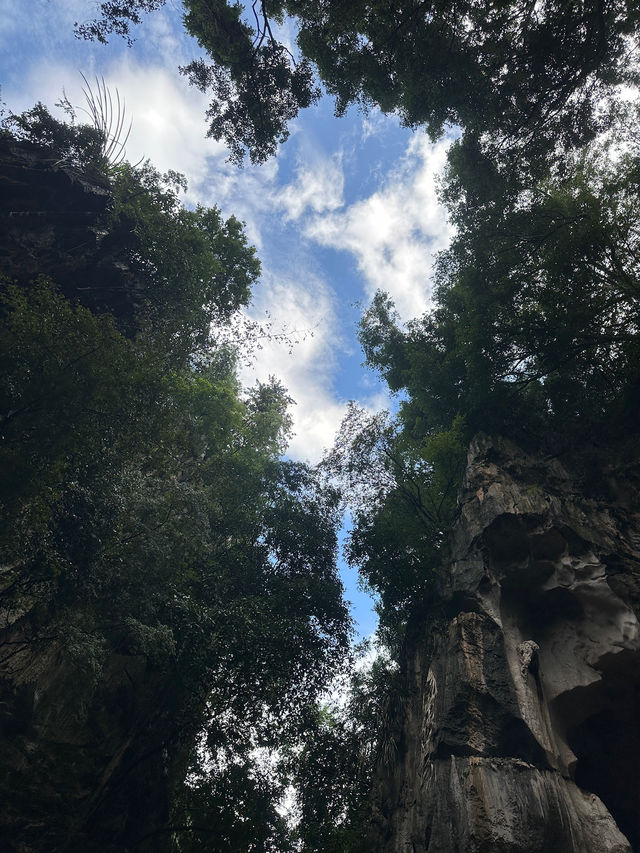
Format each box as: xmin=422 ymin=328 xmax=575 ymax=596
xmin=5 ymin=54 xmax=221 ymax=192
xmin=239 ymin=273 xmax=393 ymax=464
xmin=3 ymin=34 xmax=402 ymax=467
xmin=304 ymin=133 xmax=454 ymax=322
xmin=278 ymin=153 xmax=344 ymax=221
xmin=241 ymin=271 xmax=347 ymax=463
xmin=360 ymin=106 xmax=398 ymax=142
xmin=205 ymin=157 xmax=281 ymax=250
xmin=102 ymin=60 xmax=224 ymax=191
xmin=143 ymin=7 xmax=192 ymax=66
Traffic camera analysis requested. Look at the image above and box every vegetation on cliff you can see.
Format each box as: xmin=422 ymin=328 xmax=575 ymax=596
xmin=2 ymin=0 xmax=640 ymax=849
xmin=0 ymin=107 xmax=349 ymax=850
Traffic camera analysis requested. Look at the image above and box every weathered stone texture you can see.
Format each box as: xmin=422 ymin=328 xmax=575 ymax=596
xmin=0 ymin=139 xmax=182 ymax=851
xmin=0 ymin=623 xmax=183 ymax=852
xmin=0 ymin=136 xmax=142 ymax=323
xmin=372 ymin=434 xmax=640 ymax=852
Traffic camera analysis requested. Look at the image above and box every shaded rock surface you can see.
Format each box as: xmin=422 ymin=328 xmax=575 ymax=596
xmin=0 ymin=139 xmax=184 ymax=851
xmin=0 ymin=136 xmax=142 ymax=323
xmin=0 ymin=632 xmax=183 ymax=852
xmin=371 ymin=434 xmax=640 ymax=852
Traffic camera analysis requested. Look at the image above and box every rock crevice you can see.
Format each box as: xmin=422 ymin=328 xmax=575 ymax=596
xmin=371 ymin=434 xmax=640 ymax=852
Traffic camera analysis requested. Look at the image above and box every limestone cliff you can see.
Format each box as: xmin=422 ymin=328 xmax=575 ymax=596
xmin=0 ymin=636 xmax=182 ymax=851
xmin=370 ymin=434 xmax=640 ymax=852
xmin=0 ymin=138 xmax=183 ymax=852
xmin=0 ymin=135 xmax=141 ymax=324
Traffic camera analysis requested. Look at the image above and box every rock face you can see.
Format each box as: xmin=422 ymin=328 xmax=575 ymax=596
xmin=0 ymin=136 xmax=142 ymax=324
xmin=0 ymin=636 xmax=181 ymax=851
xmin=0 ymin=139 xmax=183 ymax=851
xmin=371 ymin=434 xmax=640 ymax=852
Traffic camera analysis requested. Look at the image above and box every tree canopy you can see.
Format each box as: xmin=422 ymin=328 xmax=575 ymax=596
xmin=361 ymin=125 xmax=640 ymax=441
xmin=5 ymin=0 xmax=640 ymax=848
xmin=77 ymin=0 xmax=640 ymax=163
xmin=0 ymin=107 xmax=350 ymax=850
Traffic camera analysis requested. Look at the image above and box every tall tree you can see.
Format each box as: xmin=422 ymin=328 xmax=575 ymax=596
xmin=76 ymin=0 xmax=640 ymax=163
xmin=360 ymin=128 xmax=640 ymax=442
xmin=0 ymin=107 xmax=350 ymax=850
xmin=290 ymin=646 xmax=403 ymax=853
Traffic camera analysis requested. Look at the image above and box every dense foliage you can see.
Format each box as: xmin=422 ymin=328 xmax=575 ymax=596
xmin=6 ymin=0 xmax=640 ymax=849
xmin=3 ymin=101 xmax=260 ymax=349
xmin=0 ymin=109 xmax=349 ymax=850
xmin=289 ymin=645 xmax=403 ymax=853
xmin=361 ymin=126 xmax=640 ymax=441
xmin=77 ymin=0 xmax=640 ymax=164
xmin=324 ymin=405 xmax=466 ymax=638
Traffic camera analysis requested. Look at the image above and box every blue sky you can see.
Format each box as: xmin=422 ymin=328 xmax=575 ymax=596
xmin=0 ymin=0 xmax=455 ymax=639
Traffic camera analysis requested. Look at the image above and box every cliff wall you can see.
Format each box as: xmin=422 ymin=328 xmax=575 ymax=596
xmin=0 ymin=139 xmax=182 ymax=852
xmin=0 ymin=136 xmax=141 ymax=323
xmin=0 ymin=635 xmax=181 ymax=851
xmin=371 ymin=434 xmax=640 ymax=852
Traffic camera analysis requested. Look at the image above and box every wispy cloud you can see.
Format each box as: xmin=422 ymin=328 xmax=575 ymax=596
xmin=0 ymin=0 xmax=85 ymax=46
xmin=241 ymin=269 xmax=347 ymax=462
xmin=360 ymin=105 xmax=399 ymax=142
xmin=278 ymin=153 xmax=345 ymax=221
xmin=304 ymin=133 xmax=454 ymax=322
